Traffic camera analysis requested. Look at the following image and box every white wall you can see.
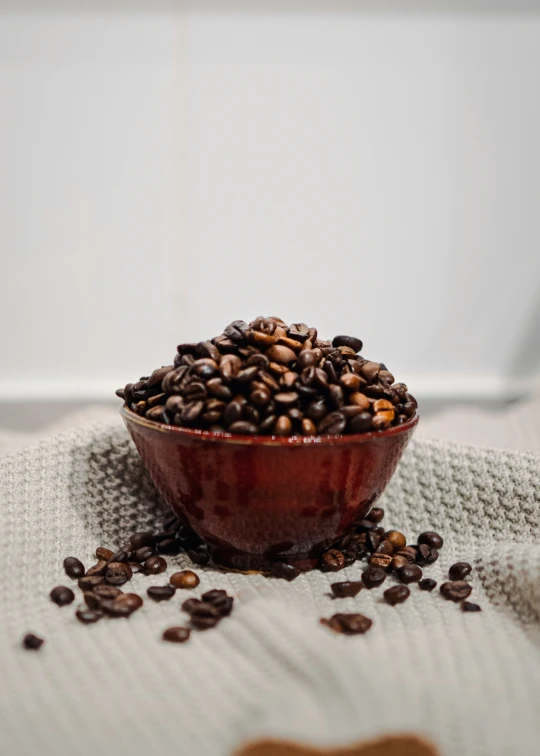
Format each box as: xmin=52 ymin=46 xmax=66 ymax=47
xmin=1 ymin=8 xmax=540 ymax=402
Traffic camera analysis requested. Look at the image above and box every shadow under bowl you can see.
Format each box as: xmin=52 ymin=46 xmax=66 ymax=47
xmin=121 ymin=406 xmax=418 ymax=572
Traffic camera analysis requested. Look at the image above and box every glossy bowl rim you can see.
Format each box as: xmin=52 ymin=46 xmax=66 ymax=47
xmin=120 ymin=404 xmax=419 ymax=446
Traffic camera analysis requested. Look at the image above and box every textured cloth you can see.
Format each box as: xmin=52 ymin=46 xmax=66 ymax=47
xmin=1 ymin=421 xmax=540 ymax=756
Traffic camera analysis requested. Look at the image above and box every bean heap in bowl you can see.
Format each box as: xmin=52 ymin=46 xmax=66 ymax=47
xmin=116 ymin=317 xmax=417 ymax=437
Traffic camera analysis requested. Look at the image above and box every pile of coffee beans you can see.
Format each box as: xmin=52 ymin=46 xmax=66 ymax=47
xmin=116 ymin=317 xmax=417 ymax=436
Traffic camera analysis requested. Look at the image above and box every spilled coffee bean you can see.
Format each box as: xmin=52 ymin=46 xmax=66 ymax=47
xmin=321 ymin=613 xmax=373 ymax=635
xmin=462 ymin=601 xmax=481 ymax=612
xmin=418 ymin=578 xmax=437 ymax=592
xmin=449 ymin=562 xmax=472 ymax=581
xmin=50 ymin=586 xmax=75 ymax=607
xmin=162 ymin=626 xmax=191 ymax=643
xmin=331 ymin=581 xmax=363 ymax=598
xmin=22 ymin=633 xmax=44 ymax=650
xmin=147 ymin=585 xmax=176 ymax=602
xmin=440 ymin=581 xmax=473 ymax=602
xmin=383 ymin=585 xmax=410 ymax=605
xmin=271 ymin=562 xmax=300 ymax=581
xmin=170 ymin=570 xmax=200 ymax=589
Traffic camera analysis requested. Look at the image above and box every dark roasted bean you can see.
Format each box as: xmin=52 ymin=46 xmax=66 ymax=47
xmin=415 ymin=544 xmax=439 ymax=565
xmin=132 ymin=545 xmax=154 ymax=563
xmin=440 ymin=581 xmax=472 ymax=602
xmin=84 ymin=592 xmax=103 ymax=609
xmin=147 ymin=585 xmax=176 ymax=602
xmin=187 ymin=549 xmax=210 ymax=566
xmin=106 ymin=562 xmax=133 ymax=586
xmin=331 ymin=580 xmax=363 ymax=598
xmin=321 ymin=612 xmax=372 ymax=635
xmin=181 ymin=598 xmax=202 ymax=614
xmin=156 ymin=538 xmax=183 ymax=555
xmin=361 ymin=566 xmax=387 ymax=589
xmin=366 ymin=507 xmax=385 ymax=523
xmin=375 ymin=540 xmax=394 ymax=556
xmin=85 ymin=560 xmax=107 ymax=577
xmin=271 ymin=562 xmax=300 ymax=581
xmin=449 ymin=562 xmax=472 ymax=581
xmin=418 ymin=531 xmax=444 ymax=549
xmin=50 ymin=586 xmax=75 ymax=606
xmin=105 ymin=593 xmax=143 ymax=616
xmin=418 ymin=578 xmax=437 ymax=592
xmin=368 ymin=552 xmax=392 ymax=569
xmin=144 ymin=556 xmax=167 ymax=575
xmin=129 ymin=532 xmax=156 ymax=550
xmin=395 ymin=546 xmax=417 ymax=564
xmin=189 ymin=602 xmax=221 ymax=630
xmin=170 ymin=570 xmax=200 ymax=589
xmin=96 ymin=547 xmax=114 ymax=562
xmin=78 ymin=576 xmax=104 ymax=591
xmin=332 ymin=335 xmax=363 ymax=352
xmin=64 ymin=556 xmax=85 ymax=579
xmin=391 ymin=555 xmax=409 ymax=572
xmin=384 ymin=585 xmax=410 ymax=605
xmin=320 ymin=549 xmax=346 ymax=572
xmin=397 ymin=564 xmax=423 ymax=584
xmin=75 ymin=608 xmax=102 ymax=624
xmin=202 ymin=589 xmax=234 ymax=616
xmin=462 ymin=601 xmax=482 ymax=612
xmin=23 ymin=633 xmax=44 ymax=650
xmin=348 ymin=412 xmax=372 ymax=434
xmin=163 ymin=626 xmax=191 ymax=643
xmin=93 ymin=584 xmax=122 ymax=600
xmin=366 ymin=530 xmax=381 ymax=552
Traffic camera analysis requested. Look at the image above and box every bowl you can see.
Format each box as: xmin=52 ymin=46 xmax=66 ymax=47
xmin=121 ymin=405 xmax=418 ymax=572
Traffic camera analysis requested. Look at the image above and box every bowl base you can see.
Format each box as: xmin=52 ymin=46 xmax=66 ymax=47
xmin=209 ymin=547 xmax=318 ymax=573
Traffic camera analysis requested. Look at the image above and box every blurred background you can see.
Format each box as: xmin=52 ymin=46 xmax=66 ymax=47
xmin=1 ymin=1 xmax=540 ymax=449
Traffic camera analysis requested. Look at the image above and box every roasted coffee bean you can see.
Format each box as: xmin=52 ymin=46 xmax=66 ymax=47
xmin=50 ymin=586 xmax=75 ymax=606
xmin=103 ymin=593 xmax=143 ymax=616
xmin=332 ymin=335 xmax=363 ymax=353
xmin=298 ymin=349 xmax=319 ymax=368
xmin=271 ymin=562 xmax=300 ymax=581
xmin=331 ymin=581 xmax=363 ymax=598
xmin=107 ymin=549 xmax=131 ymax=565
xmin=202 ymin=590 xmax=234 ymax=616
xmin=301 ymin=418 xmax=317 ymax=435
xmin=391 ymin=555 xmax=409 ymax=572
xmin=147 ymin=585 xmax=176 ymax=602
xmin=64 ymin=556 xmax=85 ymax=579
xmin=375 ymin=540 xmax=394 ymax=556
xmin=366 ymin=507 xmax=385 ymax=524
xmin=368 ymin=553 xmax=392 ymax=569
xmin=321 ymin=612 xmax=372 ymax=635
xmin=384 ymin=585 xmax=410 ymax=605
xmin=188 ymin=548 xmax=210 ymax=566
xmin=163 ymin=626 xmax=191 ymax=643
xmin=181 ymin=598 xmax=202 ymax=614
xmin=169 ymin=570 xmax=199 ymax=589
xmin=440 ymin=581 xmax=472 ymax=602
xmin=129 ymin=531 xmax=155 ymax=550
xmin=462 ymin=601 xmax=481 ymax=612
xmin=75 ymin=608 xmax=102 ymax=624
xmin=189 ymin=603 xmax=221 ymax=630
xmin=156 ymin=538 xmax=183 ymax=555
xmin=418 ymin=578 xmax=437 ymax=591
xmin=340 ymin=373 xmax=362 ymax=392
xmin=96 ymin=547 xmax=114 ymax=562
xmin=366 ymin=530 xmax=381 ymax=553
xmin=318 ymin=412 xmax=346 ymax=435
xmin=362 ymin=566 xmax=387 ymax=589
xmin=228 ymin=420 xmax=258 ymax=435
xmin=106 ymin=562 xmax=133 ymax=586
xmin=343 ymin=548 xmax=357 ymax=566
xmin=84 ymin=592 xmax=103 ymax=610
xmin=418 ymin=531 xmax=444 ymax=549
xmin=93 ymin=584 xmax=122 ymax=600
xmin=78 ymin=576 xmax=104 ymax=591
xmin=132 ymin=545 xmax=154 ymax=563
xmin=395 ymin=546 xmax=417 ymax=564
xmin=85 ymin=560 xmax=107 ymax=577
xmin=385 ymin=531 xmax=406 ymax=549
xmin=23 ymin=633 xmax=44 ymax=650
xmin=415 ymin=544 xmax=439 ymax=565
xmin=398 ymin=564 xmax=423 ymax=584
xmin=144 ymin=556 xmax=167 ymax=575
xmin=320 ymin=549 xmax=346 ymax=572
xmin=449 ymin=562 xmax=472 ymax=581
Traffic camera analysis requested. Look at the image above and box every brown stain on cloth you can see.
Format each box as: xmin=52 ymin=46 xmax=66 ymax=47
xmin=234 ymin=733 xmax=439 ymax=756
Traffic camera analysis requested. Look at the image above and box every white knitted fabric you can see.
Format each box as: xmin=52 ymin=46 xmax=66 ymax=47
xmin=1 ymin=420 xmax=540 ymax=756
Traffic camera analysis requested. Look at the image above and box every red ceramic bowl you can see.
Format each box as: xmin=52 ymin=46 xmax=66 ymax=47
xmin=121 ymin=406 xmax=418 ymax=572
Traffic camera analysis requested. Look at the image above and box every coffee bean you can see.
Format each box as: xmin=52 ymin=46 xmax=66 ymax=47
xmin=418 ymin=531 xmax=444 ymax=549
xmin=275 ymin=415 xmax=293 ymax=436
xmin=384 ymin=585 xmax=410 ymax=605
xmin=107 ymin=549 xmax=131 ymax=564
xmin=129 ymin=531 xmax=156 ymax=550
xmin=366 ymin=507 xmax=385 ymax=524
xmin=362 ymin=566 xmax=387 ymax=589
xmin=95 ymin=547 xmax=114 ymax=562
xmin=147 ymin=585 xmax=176 ymax=602
xmin=343 ymin=547 xmax=357 ymax=566
xmin=85 ymin=560 xmax=107 ymax=577
xmin=84 ymin=592 xmax=102 ymax=609
xmin=144 ymin=556 xmax=167 ymax=575
xmin=391 ymin=555 xmax=409 ymax=572
xmin=23 ymin=633 xmax=44 ymax=650
xmin=104 ymin=593 xmax=143 ymax=616
xmin=50 ymin=586 xmax=75 ymax=606
xmin=321 ymin=613 xmax=372 ymax=635
xmin=189 ymin=602 xmax=221 ymax=630
xmin=75 ymin=608 xmax=102 ymax=624
xmin=163 ymin=626 xmax=191 ymax=643
xmin=368 ymin=553 xmax=393 ymax=569
xmin=415 ymin=544 xmax=439 ymax=565
xmin=187 ymin=549 xmax=210 ymax=566
xmin=132 ymin=545 xmax=154 ymax=563
xmin=170 ymin=570 xmax=200 ymax=589
xmin=440 ymin=581 xmax=472 ymax=602
xmin=331 ymin=581 xmax=363 ymax=598
xmin=78 ymin=576 xmax=104 ymax=591
xmin=106 ymin=562 xmax=133 ymax=586
xmin=462 ymin=601 xmax=481 ymax=612
xmin=320 ymin=549 xmax=346 ymax=572
xmin=332 ymin=335 xmax=363 ymax=353
xmin=418 ymin=578 xmax=437 ymax=592
xmin=64 ymin=556 xmax=85 ymax=579
xmin=397 ymin=564 xmax=423 ymax=584
xmin=449 ymin=562 xmax=472 ymax=581
xmin=156 ymin=538 xmax=183 ymax=555
xmin=395 ymin=546 xmax=417 ymax=564
xmin=385 ymin=531 xmax=406 ymax=549
xmin=228 ymin=420 xmax=258 ymax=435
xmin=374 ymin=540 xmax=394 ymax=556
xmin=301 ymin=418 xmax=317 ymax=435
xmin=271 ymin=562 xmax=300 ymax=581
xmin=93 ymin=584 xmax=122 ymax=600
xmin=202 ymin=590 xmax=234 ymax=616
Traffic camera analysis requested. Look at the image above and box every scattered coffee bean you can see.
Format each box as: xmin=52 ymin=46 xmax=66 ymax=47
xmin=418 ymin=578 xmax=437 ymax=592
xmin=144 ymin=556 xmax=167 ymax=575
xmin=187 ymin=549 xmax=210 ymax=566
xmin=116 ymin=318 xmax=417 ymax=436
xmin=320 ymin=549 xmax=346 ymax=572
xmin=391 ymin=555 xmax=409 ymax=572
xmin=385 ymin=530 xmax=406 ymax=549
xmin=321 ymin=613 xmax=372 ymax=635
xmin=63 ymin=556 xmax=85 ymax=579
xmin=368 ymin=553 xmax=393 ymax=570
xmin=103 ymin=593 xmax=143 ymax=616
xmin=383 ymin=585 xmax=410 ymax=605
xmin=415 ymin=544 xmax=439 ymax=565
xmin=397 ymin=564 xmax=423 ymax=584
xmin=366 ymin=531 xmax=381 ymax=552
xmin=374 ymin=540 xmax=394 ymax=556
xmin=78 ymin=576 xmax=104 ymax=591
xmin=170 ymin=570 xmax=200 ymax=589
xmin=163 ymin=626 xmax=191 ymax=643
xmin=75 ymin=608 xmax=102 ymax=624
xmin=440 ymin=581 xmax=472 ymax=602
xmin=106 ymin=562 xmax=133 ymax=586
xmin=107 ymin=549 xmax=131 ymax=565
xmin=128 ymin=561 xmax=143 ymax=574
xmin=93 ymin=584 xmax=122 ymax=600
xmin=50 ymin=586 xmax=75 ymax=607
xmin=271 ymin=562 xmax=300 ymax=581
xmin=129 ymin=531 xmax=156 ymax=550
xmin=343 ymin=548 xmax=357 ymax=566
xmin=331 ymin=581 xmax=363 ymax=598
xmin=182 ymin=598 xmax=202 ymax=614
xmin=418 ymin=531 xmax=443 ymax=549
xmin=22 ymin=633 xmax=44 ymax=650
xmin=362 ymin=566 xmax=387 ymax=589
xmin=394 ymin=546 xmax=417 ymax=564
xmin=96 ymin=547 xmax=114 ymax=561
xmin=201 ymin=589 xmax=234 ymax=616
xmin=83 ymin=592 xmax=102 ymax=610
xmin=85 ymin=560 xmax=107 ymax=577
xmin=147 ymin=585 xmax=176 ymax=602
xmin=462 ymin=601 xmax=482 ymax=612
xmin=189 ymin=602 xmax=221 ymax=630
xmin=365 ymin=507 xmax=385 ymax=523
xmin=449 ymin=562 xmax=472 ymax=581
xmin=132 ymin=546 xmax=154 ymax=563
